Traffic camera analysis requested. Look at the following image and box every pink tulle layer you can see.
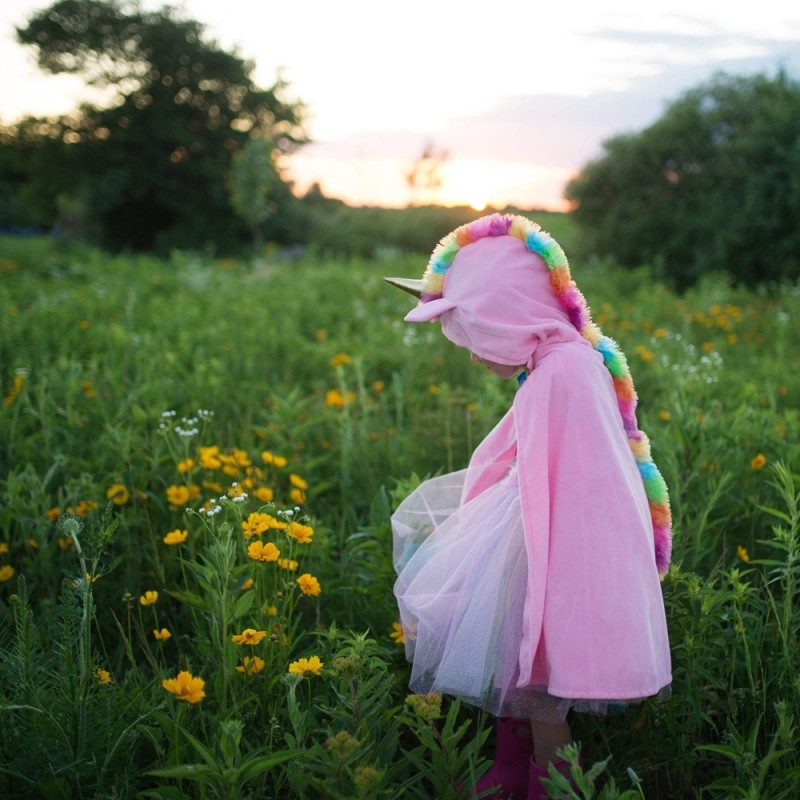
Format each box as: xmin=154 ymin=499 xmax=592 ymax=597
xmin=393 ymin=468 xmax=670 ymax=723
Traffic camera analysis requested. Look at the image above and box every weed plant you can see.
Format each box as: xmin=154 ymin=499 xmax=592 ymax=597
xmin=0 ymin=232 xmax=799 ymax=797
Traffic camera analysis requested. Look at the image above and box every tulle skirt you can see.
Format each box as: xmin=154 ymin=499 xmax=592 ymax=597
xmin=392 ymin=468 xmax=670 ymax=723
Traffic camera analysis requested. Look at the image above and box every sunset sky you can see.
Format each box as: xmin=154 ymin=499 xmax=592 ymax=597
xmin=2 ymin=0 xmax=799 ymax=209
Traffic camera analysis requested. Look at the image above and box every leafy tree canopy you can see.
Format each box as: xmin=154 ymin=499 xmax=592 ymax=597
xmin=12 ymin=0 xmax=308 ymax=251
xmin=565 ymin=71 xmax=800 ymax=288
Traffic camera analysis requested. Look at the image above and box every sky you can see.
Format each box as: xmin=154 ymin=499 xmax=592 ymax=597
xmin=2 ymin=0 xmax=800 ymax=209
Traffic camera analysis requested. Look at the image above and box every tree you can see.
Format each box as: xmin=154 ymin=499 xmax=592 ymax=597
xmin=228 ymin=138 xmax=278 ymax=254
xmin=565 ymin=71 xmax=800 ymax=288
xmin=14 ymin=0 xmax=307 ymax=251
xmin=405 ymin=140 xmax=449 ymax=205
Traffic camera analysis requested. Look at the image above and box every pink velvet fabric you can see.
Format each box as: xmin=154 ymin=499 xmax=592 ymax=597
xmin=392 ymin=235 xmax=671 ymax=717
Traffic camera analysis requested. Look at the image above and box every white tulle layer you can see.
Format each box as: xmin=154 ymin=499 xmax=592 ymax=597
xmin=393 ymin=468 xmax=670 ymax=722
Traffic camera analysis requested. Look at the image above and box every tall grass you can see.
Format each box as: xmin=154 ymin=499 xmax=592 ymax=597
xmin=1 ymin=232 xmax=799 ymax=798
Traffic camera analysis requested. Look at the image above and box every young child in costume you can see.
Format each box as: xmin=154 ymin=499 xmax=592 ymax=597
xmin=386 ymin=214 xmax=672 ymax=800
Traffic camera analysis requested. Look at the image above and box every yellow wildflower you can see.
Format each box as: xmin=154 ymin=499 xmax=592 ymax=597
xmin=0 ymin=565 xmax=15 ymax=582
xmin=658 ymin=410 xmax=671 ymax=421
xmin=296 ymin=573 xmax=321 ymax=597
xmin=236 ymin=655 xmax=265 ymax=675
xmin=289 ymin=474 xmax=308 ymax=490
xmin=74 ymin=500 xmax=98 ymax=516
xmin=57 ymin=536 xmax=74 ymax=550
xmin=3 ymin=370 xmax=26 ymax=406
xmin=81 ymin=380 xmax=97 ymax=398
xmin=750 ymin=454 xmax=767 ymax=470
xmin=177 ymin=457 xmax=195 ymax=473
xmin=247 ymin=541 xmax=280 ymax=562
xmin=253 ymin=486 xmax=274 ymax=503
xmin=46 ymin=506 xmax=61 ymax=521
xmin=202 ymin=480 xmax=223 ymax=493
xmin=286 ymin=522 xmax=314 ymax=544
xmin=330 ymin=352 xmax=351 ymax=368
xmin=240 ymin=577 xmax=254 ymax=591
xmin=242 ymin=512 xmax=273 ymax=538
xmin=633 ymin=345 xmax=654 ymax=362
xmin=290 ymin=488 xmax=307 ymax=504
xmin=372 ymin=380 xmax=385 ymax=395
xmin=278 ymin=558 xmax=299 ymax=572
xmin=227 ymin=483 xmax=246 ymax=498
xmin=315 ymin=328 xmax=327 ymax=341
xmin=166 ymin=485 xmax=191 ymax=507
xmin=325 ymin=388 xmax=355 ymax=408
xmin=163 ymin=529 xmax=188 ymax=545
xmin=701 ymin=342 xmax=714 ymax=353
xmin=260 ymin=450 xmax=275 ymax=465
xmin=198 ymin=446 xmax=222 ymax=469
xmin=139 ymin=590 xmax=158 ymax=606
xmin=153 ymin=628 xmax=172 ymax=640
xmin=231 ymin=628 xmax=267 ymax=646
xmin=162 ymin=670 xmax=205 ymax=704
xmin=0 ymin=543 xmax=8 ymax=555
xmin=273 ymin=455 xmax=287 ymax=468
xmin=653 ymin=328 xmax=668 ymax=338
xmin=390 ymin=622 xmax=406 ymax=645
xmin=288 ymin=655 xmax=324 ymax=677
xmin=106 ymin=484 xmax=130 ymax=505
xmin=737 ymin=546 xmax=750 ymax=563
xmin=265 ymin=605 xmax=278 ymax=616
xmin=232 ymin=448 xmax=252 ymax=468
xmin=95 ymin=668 xmax=112 ymax=685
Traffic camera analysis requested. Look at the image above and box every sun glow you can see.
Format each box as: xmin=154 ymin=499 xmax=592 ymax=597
xmin=432 ymin=159 xmax=573 ymax=210
xmin=287 ymin=150 xmax=572 ymax=210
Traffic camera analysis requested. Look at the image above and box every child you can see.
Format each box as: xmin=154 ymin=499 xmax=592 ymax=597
xmin=386 ymin=214 xmax=672 ymax=799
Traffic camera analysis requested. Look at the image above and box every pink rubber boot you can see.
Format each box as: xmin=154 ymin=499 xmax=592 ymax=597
xmin=471 ymin=717 xmax=534 ymax=798
xmin=526 ymin=756 xmax=575 ymax=800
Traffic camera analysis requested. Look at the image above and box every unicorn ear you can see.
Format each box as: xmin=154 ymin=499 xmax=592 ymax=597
xmin=384 ymin=277 xmax=424 ymax=298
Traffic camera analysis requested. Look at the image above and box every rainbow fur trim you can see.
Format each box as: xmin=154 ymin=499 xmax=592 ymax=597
xmin=420 ymin=213 xmax=673 ymax=576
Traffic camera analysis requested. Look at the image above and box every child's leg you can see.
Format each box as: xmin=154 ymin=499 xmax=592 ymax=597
xmin=529 ymin=719 xmax=571 ymax=766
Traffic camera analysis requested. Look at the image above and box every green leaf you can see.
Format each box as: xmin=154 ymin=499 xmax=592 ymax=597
xmin=166 ymin=589 xmax=209 ymax=610
xmin=232 ymin=588 xmax=255 ymax=619
xmin=234 ymin=748 xmax=303 ymax=784
xmin=181 ymin=728 xmax=223 ymax=773
xmin=755 ymin=504 xmax=793 ymax=524
xmin=139 ymin=787 xmax=192 ymax=800
xmin=146 ymin=764 xmax=219 ymax=787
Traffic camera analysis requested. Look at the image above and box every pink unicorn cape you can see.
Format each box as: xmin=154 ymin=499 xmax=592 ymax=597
xmin=391 ymin=224 xmax=671 ymax=720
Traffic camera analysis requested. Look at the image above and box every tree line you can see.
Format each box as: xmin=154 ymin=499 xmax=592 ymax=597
xmin=2 ymin=0 xmax=306 ymax=252
xmin=566 ymin=70 xmax=800 ymax=288
xmin=2 ymin=0 xmax=799 ymax=287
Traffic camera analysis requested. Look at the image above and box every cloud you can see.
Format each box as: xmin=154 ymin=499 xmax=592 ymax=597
xmin=301 ymin=35 xmax=800 ymax=175
xmin=439 ymin=42 xmax=800 ymax=167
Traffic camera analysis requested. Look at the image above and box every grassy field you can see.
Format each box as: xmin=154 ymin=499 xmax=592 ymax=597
xmin=1 ymin=221 xmax=799 ymax=799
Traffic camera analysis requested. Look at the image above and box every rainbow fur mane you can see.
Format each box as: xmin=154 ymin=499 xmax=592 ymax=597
xmin=420 ymin=213 xmax=673 ymax=576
